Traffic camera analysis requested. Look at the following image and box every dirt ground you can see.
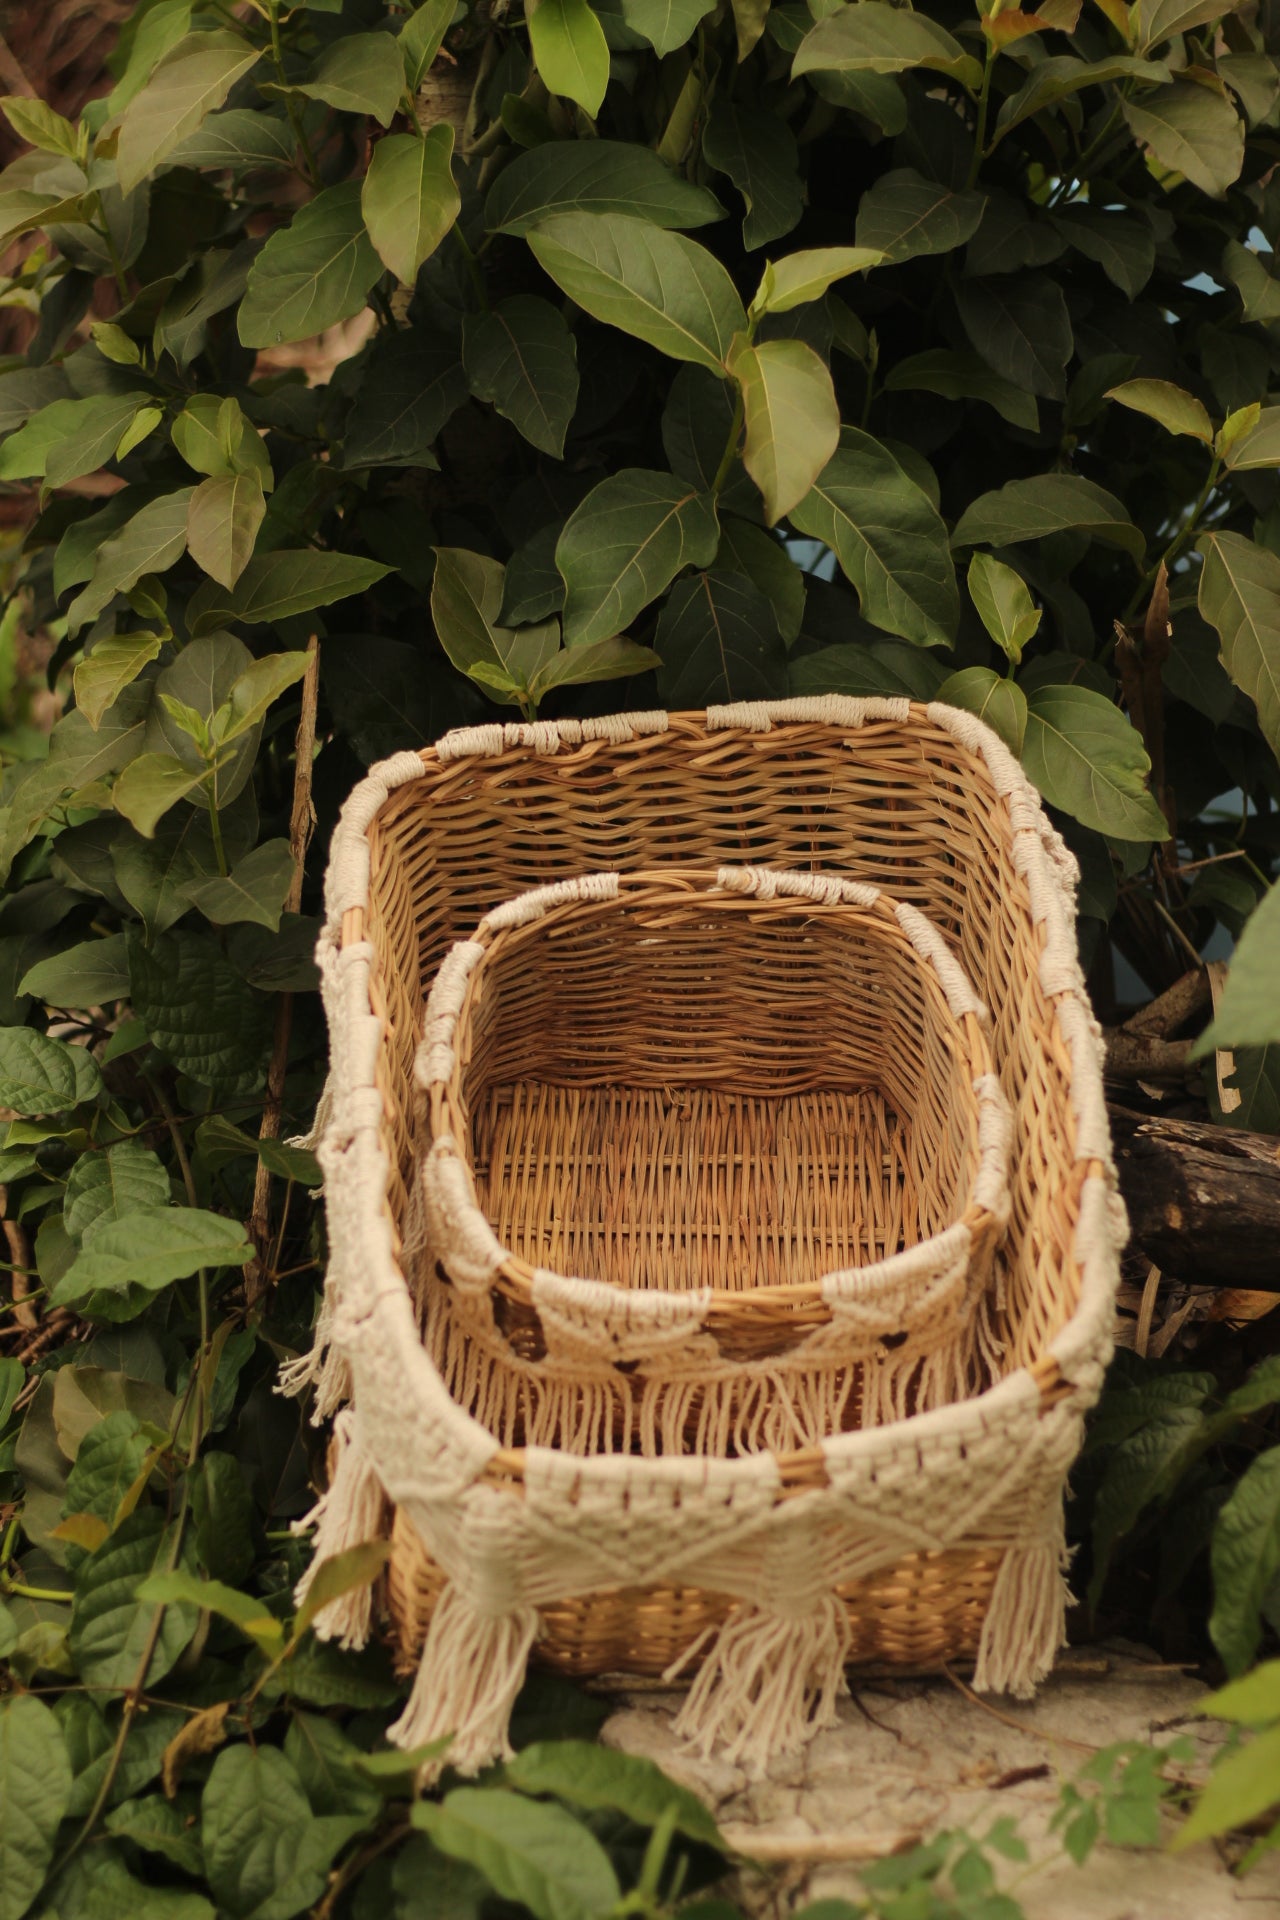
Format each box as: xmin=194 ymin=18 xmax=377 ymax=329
xmin=602 ymin=1646 xmax=1280 ymax=1917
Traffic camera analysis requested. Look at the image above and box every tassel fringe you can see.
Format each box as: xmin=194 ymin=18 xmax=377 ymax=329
xmin=293 ymin=1410 xmax=386 ymax=1650
xmin=671 ymin=1594 xmax=852 ymax=1770
xmin=388 ymin=1581 xmax=540 ymax=1779
xmin=972 ymin=1537 xmax=1067 ymax=1698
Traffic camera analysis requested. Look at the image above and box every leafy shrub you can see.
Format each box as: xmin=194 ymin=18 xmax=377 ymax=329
xmin=3 ymin=0 xmax=1280 ymax=1913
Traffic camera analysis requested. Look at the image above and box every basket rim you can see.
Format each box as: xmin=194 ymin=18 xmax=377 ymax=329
xmin=308 ymin=697 xmax=1122 ymax=1499
xmin=417 ymin=862 xmax=1011 ymax=1324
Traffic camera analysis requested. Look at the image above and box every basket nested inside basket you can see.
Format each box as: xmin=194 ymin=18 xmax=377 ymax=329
xmin=416 ymin=864 xmax=1011 ymax=1454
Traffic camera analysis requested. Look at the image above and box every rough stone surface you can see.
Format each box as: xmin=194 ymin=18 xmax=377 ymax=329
xmin=600 ymin=1647 xmax=1280 ymax=1916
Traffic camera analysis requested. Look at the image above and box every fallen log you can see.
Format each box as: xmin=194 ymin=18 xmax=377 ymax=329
xmin=1109 ymin=1106 xmax=1280 ymax=1292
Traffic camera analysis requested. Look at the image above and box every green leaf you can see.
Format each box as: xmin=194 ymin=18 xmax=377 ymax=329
xmin=112 ymin=754 xmax=208 ymax=838
xmin=505 ymin=1739 xmax=724 ymax=1844
xmin=620 ymin=0 xmax=716 ymax=53
xmin=401 ymin=0 xmax=456 ymax=90
xmin=1135 ymin=0 xmax=1247 ymax=55
xmin=1194 ymin=884 xmax=1280 ymax=1054
xmin=117 ymin=30 xmax=263 ymax=194
xmin=1106 ymin=377 xmax=1213 ymax=444
xmin=291 ymin=32 xmax=406 ymax=127
xmin=463 ymin=296 xmax=579 ymax=458
xmin=1123 ymin=80 xmax=1244 ymax=198
xmin=361 ymin=126 xmax=459 ymax=285
xmin=187 ymin=473 xmax=267 ymax=590
xmin=20 ymin=935 xmax=130 ymax=1011
xmin=0 ymin=1695 xmax=72 ymax=1920
xmin=165 ymin=108 xmax=296 ymax=173
xmin=884 ymin=347 xmax=1038 ymax=431
xmin=184 ymin=840 xmax=296 ymax=930
xmin=431 ymin=548 xmax=560 ymax=701
xmin=0 ymin=391 xmax=153 ymax=485
xmin=656 ymin=568 xmax=787 ymax=704
xmin=218 ymin=651 xmax=310 ymax=744
xmin=750 ymin=246 xmax=881 ymax=316
xmin=954 ymin=274 xmax=1073 ymax=402
xmin=1200 ymin=1659 xmax=1280 ymax=1728
xmin=789 ymin=433 xmax=958 ymax=648
xmin=238 ymin=183 xmax=382 ymax=351
xmin=527 ymin=212 xmax=746 ymax=373
xmin=792 ymin=4 xmax=982 ymax=88
xmin=1220 ymin=405 xmax=1280 ymax=472
xmin=0 ymin=1027 xmax=101 ymax=1114
xmin=74 ymin=632 xmax=166 ymax=731
xmin=715 ymin=518 xmax=805 ymax=642
xmin=936 ymin=665 xmax=1027 ymax=755
xmin=285 ymin=1715 xmax=380 ymax=1821
xmin=527 ymin=0 xmax=610 ymax=114
xmin=1210 ymin=1445 xmax=1280 ymax=1676
xmin=69 ymin=1508 xmax=197 ymax=1690
xmin=61 ymin=1410 xmax=149 ymax=1540
xmin=66 ymin=491 xmax=196 ymax=635
xmin=0 ymin=95 xmax=79 ymax=158
xmin=202 ymin=1745 xmax=368 ymax=1920
xmin=126 ymin=927 xmax=270 ymax=1094
xmin=138 ymin=1570 xmax=285 ymax=1656
xmin=1053 ymin=204 xmax=1155 ymax=298
xmin=344 ymin=328 xmax=466 ymax=469
xmin=64 ymin=1143 xmax=170 ymax=1243
xmin=1222 ymin=238 xmax=1280 ymax=324
xmin=172 ymin=394 xmax=270 ymax=485
xmin=294 ymin=1542 xmax=391 ymax=1639
xmin=967 ymin=552 xmax=1040 ymax=665
xmin=1174 ymin=1721 xmax=1280 ymax=1851
xmin=854 ymin=166 xmax=985 ymax=264
xmin=727 ymin=336 xmax=839 ymax=525
xmin=527 ymin=636 xmax=660 ymax=699
xmin=1021 ymin=683 xmax=1168 ymax=841
xmin=53 ymin=1206 xmax=253 ymax=1309
xmin=1197 ymin=531 xmax=1280 ymax=763
xmin=413 ymin=1788 xmax=621 ymax=1920
xmin=485 ymin=139 xmax=723 ymax=235
xmin=1089 ymin=1406 xmax=1208 ymax=1605
xmin=104 ymin=1795 xmax=204 ymax=1877
xmin=953 ymin=474 xmax=1144 ymax=563
xmin=44 ymin=1844 xmax=216 ymax=1920
xmin=993 ymin=55 xmax=1171 ymax=138
xmin=186 ymin=549 xmax=392 ymax=634
xmin=557 ymin=469 xmax=719 ymax=646
xmin=702 ymin=101 xmax=801 ymax=250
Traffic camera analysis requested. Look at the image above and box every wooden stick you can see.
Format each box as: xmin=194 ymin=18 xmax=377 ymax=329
xmin=1110 ymin=1104 xmax=1280 ymax=1292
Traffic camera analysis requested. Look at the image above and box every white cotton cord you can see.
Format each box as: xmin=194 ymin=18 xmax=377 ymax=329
xmin=292 ymin=1409 xmax=386 ymax=1650
xmin=670 ymin=1594 xmax=851 ymax=1770
xmin=387 ymin=1581 xmax=541 ymax=1777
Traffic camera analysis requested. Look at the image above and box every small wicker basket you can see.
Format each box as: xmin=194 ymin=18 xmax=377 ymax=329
xmin=417 ymin=864 xmax=1012 ymax=1455
xmin=285 ymin=699 xmax=1125 ymax=1774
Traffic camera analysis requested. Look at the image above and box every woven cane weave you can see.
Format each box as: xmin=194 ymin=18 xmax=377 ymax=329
xmin=416 ymin=864 xmax=1011 ymax=1455
xmin=284 ymin=698 xmax=1125 ymax=1774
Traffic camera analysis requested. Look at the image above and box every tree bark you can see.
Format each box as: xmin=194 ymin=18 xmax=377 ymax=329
xmin=1109 ymin=1105 xmax=1280 ymax=1292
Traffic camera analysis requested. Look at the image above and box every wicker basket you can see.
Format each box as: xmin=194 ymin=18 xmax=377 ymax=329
xmin=417 ymin=864 xmax=1012 ymax=1455
xmin=286 ymin=698 xmax=1124 ymax=1773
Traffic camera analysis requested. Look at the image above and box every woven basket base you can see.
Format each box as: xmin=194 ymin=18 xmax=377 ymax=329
xmin=387 ymin=1506 xmax=996 ymax=1680
xmin=473 ymin=1081 xmax=937 ymax=1294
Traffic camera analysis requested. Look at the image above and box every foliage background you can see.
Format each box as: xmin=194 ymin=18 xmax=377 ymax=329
xmin=2 ymin=0 xmax=1280 ymax=1912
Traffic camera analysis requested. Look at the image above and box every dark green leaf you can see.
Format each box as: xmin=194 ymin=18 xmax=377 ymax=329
xmin=656 ymin=568 xmax=787 ymax=703
xmin=127 ymin=927 xmax=271 ymax=1093
xmin=104 ymin=1795 xmax=204 ymax=1877
xmin=183 ymin=839 xmax=295 ymax=930
xmin=1053 ymin=205 xmax=1155 ymax=298
xmin=702 ymin=101 xmax=802 ymax=249
xmin=792 ymin=5 xmax=981 ymax=87
xmin=1022 ymin=683 xmax=1168 ymax=841
xmin=1123 ymin=80 xmax=1245 ymax=198
xmin=1211 ymin=1446 xmax=1280 ymax=1675
xmin=854 ymin=167 xmax=985 ymax=263
xmin=954 ymin=274 xmax=1073 ymax=402
xmin=412 ymin=1788 xmax=621 ymax=1920
xmin=715 ymin=518 xmax=805 ymax=641
xmin=789 ymin=433 xmax=958 ymax=647
xmin=728 ymin=335 xmax=839 ymax=525
xmin=343 ymin=327 xmax=465 ymax=469
xmin=883 ymin=347 xmax=1038 ymax=431
xmin=66 ymin=490 xmax=195 ymax=635
xmin=0 ymin=1027 xmax=101 ymax=1114
xmin=202 ymin=1745 xmax=367 ymax=1920
xmin=20 ymin=934 xmax=130 ymax=1008
xmin=953 ymin=474 xmax=1144 ymax=562
xmin=69 ymin=1508 xmax=197 ymax=1690
xmin=116 ymin=30 xmax=263 ymax=194
xmin=64 ymin=1142 xmax=170 ymax=1242
xmin=463 ymin=296 xmax=579 ymax=458
xmin=485 ymin=140 xmax=724 ymax=235
xmin=238 ymin=183 xmax=382 ymax=351
xmin=528 ymin=213 xmax=746 ymax=372
xmin=54 ymin=1206 xmax=253 ymax=1310
xmin=1197 ymin=531 xmax=1280 ymax=762
xmin=362 ymin=126 xmax=459 ymax=285
xmin=291 ymin=32 xmax=406 ymax=127
xmin=186 ymin=549 xmax=392 ymax=634
xmin=557 ymin=469 xmax=719 ymax=645
xmin=504 ymin=1739 xmax=723 ymax=1844
xmin=0 ymin=1695 xmax=73 ymax=1920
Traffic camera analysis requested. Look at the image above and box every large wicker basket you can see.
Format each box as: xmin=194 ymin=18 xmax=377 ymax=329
xmin=287 ymin=698 xmax=1124 ymax=1773
xmin=417 ymin=863 xmax=1012 ymax=1455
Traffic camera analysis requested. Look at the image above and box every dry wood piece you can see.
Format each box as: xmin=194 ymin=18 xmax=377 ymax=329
xmin=1110 ymin=1106 xmax=1280 ymax=1292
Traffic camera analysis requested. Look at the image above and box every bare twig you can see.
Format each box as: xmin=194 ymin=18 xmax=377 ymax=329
xmin=2 ymin=1212 xmax=38 ymax=1331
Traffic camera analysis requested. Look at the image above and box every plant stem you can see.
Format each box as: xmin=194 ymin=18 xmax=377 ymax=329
xmin=711 ymin=392 xmax=745 ymax=495
xmin=967 ymin=46 xmax=994 ymax=189
xmin=207 ymin=789 xmax=229 ymax=877
xmin=269 ymin=0 xmax=320 ymax=188
xmin=2 ymin=1580 xmax=73 ymax=1603
xmin=1122 ymin=457 xmax=1221 ymax=622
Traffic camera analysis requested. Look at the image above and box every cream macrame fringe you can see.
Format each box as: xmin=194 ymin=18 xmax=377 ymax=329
xmin=389 ymin=1581 xmax=541 ymax=1778
xmin=292 ymin=1409 xmax=385 ymax=1649
xmin=972 ymin=1533 xmax=1069 ymax=1698
xmin=671 ymin=1594 xmax=853 ymax=1768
